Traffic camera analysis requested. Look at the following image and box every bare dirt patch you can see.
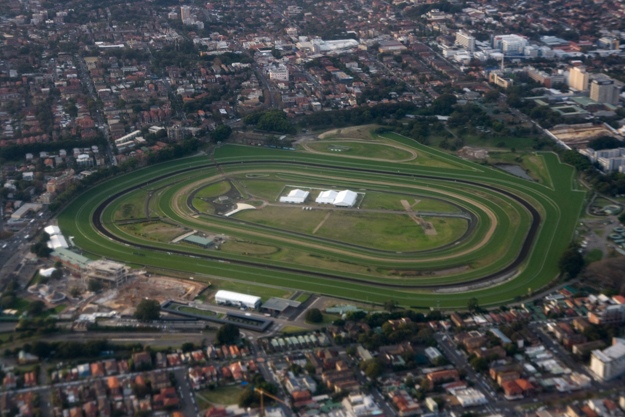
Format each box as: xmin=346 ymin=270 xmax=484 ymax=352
xmin=401 ymin=200 xmax=438 ymax=235
xmin=93 ymin=276 xmax=207 ymax=315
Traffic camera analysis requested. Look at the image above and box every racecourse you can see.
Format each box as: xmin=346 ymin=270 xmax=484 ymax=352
xmin=57 ymin=133 xmax=585 ymax=308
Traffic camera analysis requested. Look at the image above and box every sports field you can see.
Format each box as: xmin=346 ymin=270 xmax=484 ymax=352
xmin=56 ymin=130 xmax=585 ymax=309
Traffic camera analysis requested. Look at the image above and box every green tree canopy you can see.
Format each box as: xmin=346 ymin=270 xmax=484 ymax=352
xmin=216 ymin=323 xmax=240 ymax=345
xmin=134 ymin=299 xmax=161 ymax=321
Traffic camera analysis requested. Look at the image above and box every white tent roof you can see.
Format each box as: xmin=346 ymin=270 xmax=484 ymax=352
xmin=48 ymin=234 xmax=69 ymax=249
xmin=215 ymin=290 xmax=261 ymax=305
xmin=39 ymin=268 xmax=57 ymax=277
xmin=334 ymin=190 xmax=358 ymax=206
xmin=44 ymin=225 xmax=62 ymax=236
xmin=287 ymin=189 xmax=309 ymax=198
xmin=316 ymin=190 xmax=338 ymax=203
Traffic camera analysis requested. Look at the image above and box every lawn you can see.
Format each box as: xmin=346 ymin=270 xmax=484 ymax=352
xmin=120 ymin=221 xmax=188 ymax=243
xmin=315 ymin=211 xmax=468 ymax=252
xmin=220 ymin=240 xmax=280 ymax=256
xmin=234 ymin=206 xmax=329 ymax=234
xmin=195 ymin=386 xmax=242 ymax=408
xmin=360 ymin=191 xmax=462 ymax=213
xmin=113 ymin=190 xmax=149 ymax=221
xmin=237 ymin=180 xmax=286 ymax=201
xmin=585 ymin=249 xmax=603 ymax=265
xmin=195 ymin=181 xmax=231 ymax=199
xmin=306 ymin=140 xmax=415 ymax=161
xmin=282 ymin=326 xmax=308 ymax=334
xmin=295 ymin=294 xmax=310 ymax=303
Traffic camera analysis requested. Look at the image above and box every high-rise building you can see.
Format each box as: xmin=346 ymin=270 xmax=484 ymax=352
xmin=180 ymin=5 xmax=191 ymax=21
xmin=590 ymin=337 xmax=625 ymax=381
xmin=569 ymin=66 xmax=589 ymax=91
xmin=455 ymin=30 xmax=475 ymax=51
xmin=590 ymin=76 xmax=620 ymax=105
xmin=492 ymin=34 xmax=528 ymax=56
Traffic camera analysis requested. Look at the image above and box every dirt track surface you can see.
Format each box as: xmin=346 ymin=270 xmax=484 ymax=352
xmin=301 ymin=140 xmax=418 ymax=163
xmin=169 ymin=169 xmax=498 ymax=264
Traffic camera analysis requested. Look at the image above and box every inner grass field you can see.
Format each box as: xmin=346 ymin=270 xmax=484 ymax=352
xmin=305 ymin=140 xmax=415 ymax=161
xmin=57 ymin=130 xmax=586 ymax=309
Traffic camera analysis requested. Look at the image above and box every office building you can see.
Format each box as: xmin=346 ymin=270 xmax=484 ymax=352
xmin=180 ymin=5 xmax=191 ymax=21
xmin=569 ymin=67 xmax=589 ymax=91
xmin=590 ymin=338 xmax=625 ymax=381
xmin=597 ymin=37 xmax=620 ymax=50
xmin=590 ymin=76 xmax=620 ymax=105
xmin=492 ymin=34 xmax=528 ymax=56
xmin=455 ymin=30 xmax=475 ymax=51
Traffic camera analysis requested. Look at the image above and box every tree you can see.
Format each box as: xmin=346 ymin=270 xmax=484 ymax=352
xmin=53 ymin=261 xmax=62 ymax=269
xmin=211 ymin=124 xmax=232 ymax=142
xmin=50 ymin=269 xmax=63 ymax=280
xmin=134 ymin=299 xmax=161 ymax=321
xmin=27 ymin=301 xmax=45 ymax=317
xmin=30 ymin=242 xmax=52 ymax=258
xmin=305 ymin=308 xmax=323 ymax=323
xmin=383 ymin=300 xmax=398 ymax=312
xmin=363 ymin=359 xmax=383 ymax=379
xmin=467 ymin=297 xmax=479 ymax=312
xmin=88 ymin=280 xmax=103 ymax=293
xmin=469 ymin=356 xmax=488 ymax=373
xmin=70 ymin=287 xmax=81 ymax=298
xmin=559 ymin=245 xmax=584 ymax=278
xmin=216 ymin=323 xmax=240 ymax=345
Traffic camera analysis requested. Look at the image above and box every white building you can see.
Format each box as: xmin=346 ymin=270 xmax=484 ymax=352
xmin=424 ymin=347 xmax=443 ymax=361
xmin=316 ymin=190 xmax=338 ymax=204
xmin=45 ymin=225 xmax=69 ymax=250
xmin=269 ymin=65 xmax=289 ymax=82
xmin=492 ymin=34 xmax=528 ymax=56
xmin=280 ymin=189 xmax=309 ymax=204
xmin=455 ymin=388 xmax=488 ymax=407
xmin=455 ymin=30 xmax=476 ymax=52
xmin=590 ymin=338 xmax=625 ymax=381
xmin=334 ymin=190 xmax=358 ymax=207
xmin=214 ymin=290 xmax=261 ymax=309
xmin=341 ymin=393 xmax=381 ymax=417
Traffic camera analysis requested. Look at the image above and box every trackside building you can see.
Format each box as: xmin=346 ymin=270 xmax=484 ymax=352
xmin=215 ymin=290 xmax=261 ymax=309
xmin=280 ymin=189 xmax=310 ymax=204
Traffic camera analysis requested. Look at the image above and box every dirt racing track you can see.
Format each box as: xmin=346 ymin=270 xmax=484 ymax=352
xmin=58 ymin=137 xmax=585 ymax=308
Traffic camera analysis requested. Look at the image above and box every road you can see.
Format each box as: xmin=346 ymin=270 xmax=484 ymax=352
xmin=74 ymin=54 xmax=116 ymax=166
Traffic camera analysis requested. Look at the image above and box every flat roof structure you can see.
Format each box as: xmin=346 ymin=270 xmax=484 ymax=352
xmin=261 ymin=297 xmax=302 ymax=312
xmin=183 ymin=235 xmax=214 ymax=248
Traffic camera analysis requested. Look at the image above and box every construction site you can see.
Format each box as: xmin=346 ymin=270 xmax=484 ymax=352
xmin=92 ymin=275 xmax=208 ymax=315
xmin=546 ymin=123 xmax=622 ymax=149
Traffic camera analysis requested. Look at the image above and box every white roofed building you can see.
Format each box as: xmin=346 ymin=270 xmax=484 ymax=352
xmin=215 ymin=290 xmax=261 ymax=309
xmin=316 ymin=190 xmax=338 ymax=204
xmin=44 ymin=225 xmax=69 ymax=249
xmin=334 ymin=190 xmax=358 ymax=207
xmin=280 ymin=189 xmax=309 ymax=204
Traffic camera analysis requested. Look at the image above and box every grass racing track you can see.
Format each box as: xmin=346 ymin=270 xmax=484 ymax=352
xmin=58 ymin=134 xmax=585 ymax=309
